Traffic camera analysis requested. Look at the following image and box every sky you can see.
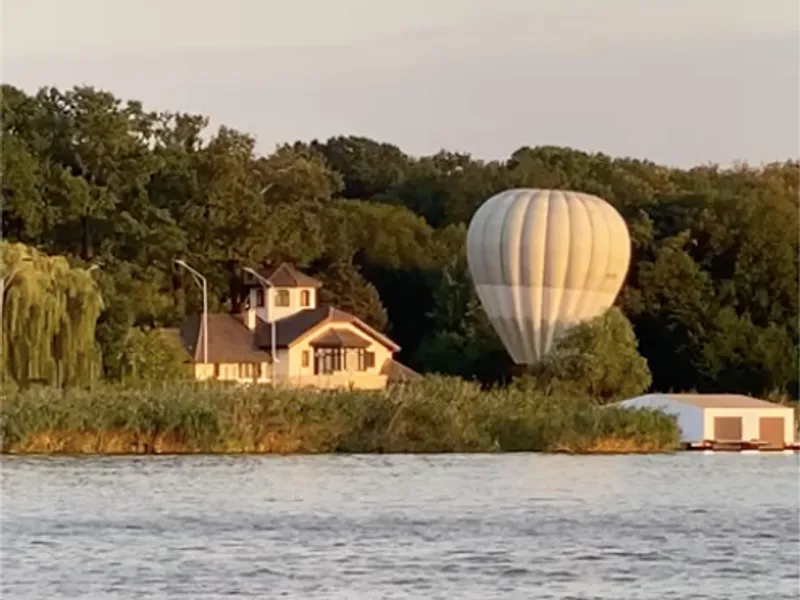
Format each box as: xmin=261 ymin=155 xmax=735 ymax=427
xmin=1 ymin=0 xmax=799 ymax=166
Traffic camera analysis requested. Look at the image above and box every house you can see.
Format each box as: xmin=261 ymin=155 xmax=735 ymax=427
xmin=176 ymin=263 xmax=418 ymax=389
xmin=616 ymin=393 xmax=797 ymax=449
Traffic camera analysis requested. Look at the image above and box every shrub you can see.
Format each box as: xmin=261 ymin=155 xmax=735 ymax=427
xmin=0 ymin=376 xmax=680 ymax=454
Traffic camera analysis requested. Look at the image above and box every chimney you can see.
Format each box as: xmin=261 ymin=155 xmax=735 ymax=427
xmin=245 ymin=307 xmax=256 ymax=330
xmin=244 ymin=287 xmax=257 ymax=330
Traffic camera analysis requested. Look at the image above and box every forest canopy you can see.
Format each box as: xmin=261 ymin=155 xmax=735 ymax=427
xmin=2 ymin=84 xmax=798 ymax=398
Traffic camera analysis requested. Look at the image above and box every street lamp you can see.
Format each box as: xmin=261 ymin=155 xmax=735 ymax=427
xmin=174 ymin=259 xmax=208 ymax=365
xmin=242 ymin=266 xmax=278 ymax=383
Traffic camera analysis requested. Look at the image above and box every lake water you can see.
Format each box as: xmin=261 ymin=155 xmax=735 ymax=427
xmin=1 ymin=454 xmax=798 ymax=599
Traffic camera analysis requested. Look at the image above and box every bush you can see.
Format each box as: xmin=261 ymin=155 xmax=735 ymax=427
xmin=0 ymin=376 xmax=680 ymax=454
xmin=119 ymin=327 xmax=192 ymax=383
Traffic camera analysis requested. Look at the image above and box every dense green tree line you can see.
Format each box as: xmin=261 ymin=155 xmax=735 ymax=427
xmin=2 ymin=84 xmax=797 ymax=398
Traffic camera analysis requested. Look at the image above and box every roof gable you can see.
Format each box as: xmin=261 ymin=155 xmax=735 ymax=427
xmin=254 ymin=306 xmax=329 ymax=348
xmin=309 ymin=328 xmax=372 ymax=348
xmin=266 ymin=263 xmax=322 ymax=288
xmin=255 ymin=306 xmax=400 ymax=352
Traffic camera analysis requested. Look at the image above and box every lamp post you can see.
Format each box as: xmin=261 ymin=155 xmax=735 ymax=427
xmin=242 ymin=266 xmax=278 ymax=384
xmin=174 ymin=259 xmax=208 ymax=366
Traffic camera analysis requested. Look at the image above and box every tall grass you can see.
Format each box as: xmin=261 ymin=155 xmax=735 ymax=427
xmin=0 ymin=376 xmax=680 ymax=454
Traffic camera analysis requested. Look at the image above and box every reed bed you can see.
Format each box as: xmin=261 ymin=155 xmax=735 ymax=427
xmin=0 ymin=376 xmax=680 ymax=455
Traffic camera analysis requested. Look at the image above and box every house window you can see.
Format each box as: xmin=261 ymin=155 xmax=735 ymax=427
xmin=314 ymin=348 xmax=343 ymax=374
xmin=275 ymin=289 xmax=290 ymax=307
xmin=300 ymin=290 xmax=311 ymax=307
xmin=356 ymin=349 xmax=372 ymax=371
xmin=239 ymin=363 xmax=255 ymax=379
xmin=301 ymin=350 xmax=310 ymax=368
xmin=214 ymin=363 xmax=220 ymax=378
xmin=255 ymin=288 xmax=265 ymax=307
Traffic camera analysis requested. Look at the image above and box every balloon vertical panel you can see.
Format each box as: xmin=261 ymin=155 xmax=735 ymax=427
xmin=466 ymin=189 xmax=631 ymax=365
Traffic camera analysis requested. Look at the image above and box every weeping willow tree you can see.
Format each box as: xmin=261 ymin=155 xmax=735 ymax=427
xmin=1 ymin=242 xmax=104 ymax=388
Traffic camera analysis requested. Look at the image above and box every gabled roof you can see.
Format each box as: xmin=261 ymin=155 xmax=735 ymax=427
xmin=254 ymin=306 xmax=330 ymax=348
xmin=644 ymin=393 xmax=785 ymax=410
xmin=244 ymin=263 xmax=322 ymax=289
xmin=179 ymin=313 xmax=273 ymax=363
xmin=309 ymin=328 xmax=372 ymax=349
xmin=254 ymin=305 xmax=400 ymax=352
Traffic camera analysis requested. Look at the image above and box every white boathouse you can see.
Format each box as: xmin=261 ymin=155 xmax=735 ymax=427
xmin=617 ymin=393 xmax=796 ymax=449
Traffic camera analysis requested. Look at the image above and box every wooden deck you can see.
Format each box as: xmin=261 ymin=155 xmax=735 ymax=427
xmin=683 ymin=439 xmax=800 ymax=453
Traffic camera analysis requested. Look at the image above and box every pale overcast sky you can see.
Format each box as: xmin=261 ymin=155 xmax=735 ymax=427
xmin=1 ymin=0 xmax=798 ymax=166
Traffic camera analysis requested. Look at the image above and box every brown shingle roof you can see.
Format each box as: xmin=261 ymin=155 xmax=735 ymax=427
xmin=309 ymin=328 xmax=372 ymax=348
xmin=265 ymin=263 xmax=322 ymax=288
xmin=254 ymin=306 xmax=400 ymax=351
xmin=179 ymin=313 xmax=273 ymax=363
xmin=254 ymin=306 xmax=330 ymax=348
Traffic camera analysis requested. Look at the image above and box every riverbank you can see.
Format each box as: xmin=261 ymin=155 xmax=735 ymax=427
xmin=1 ymin=377 xmax=680 ymax=455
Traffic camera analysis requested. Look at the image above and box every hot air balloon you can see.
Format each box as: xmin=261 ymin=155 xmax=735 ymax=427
xmin=465 ymin=189 xmax=631 ymax=364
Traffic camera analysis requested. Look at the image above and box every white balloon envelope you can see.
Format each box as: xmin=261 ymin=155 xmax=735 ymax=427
xmin=466 ymin=188 xmax=631 ymax=364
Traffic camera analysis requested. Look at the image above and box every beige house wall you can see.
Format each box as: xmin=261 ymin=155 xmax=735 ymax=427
xmin=277 ymin=322 xmax=393 ymax=390
xmin=702 ymin=407 xmax=796 ymax=444
xmin=289 ymin=323 xmax=391 ymax=373
xmin=272 ymin=349 xmax=291 ymax=378
xmin=194 ymin=363 xmax=215 ymax=381
xmin=262 ymin=286 xmax=317 ymax=323
xmin=192 ymin=361 xmax=273 ymax=385
xmin=189 ymin=321 xmax=393 ymax=390
xmin=243 ymin=286 xmax=317 ymax=330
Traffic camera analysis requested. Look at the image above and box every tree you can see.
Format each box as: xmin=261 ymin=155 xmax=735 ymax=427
xmin=530 ymin=308 xmax=653 ymax=402
xmin=316 ymin=262 xmax=388 ymax=331
xmin=119 ymin=327 xmax=191 ymax=383
xmin=308 ymin=136 xmax=409 ymax=199
xmin=699 ymin=308 xmax=798 ymax=397
xmin=1 ymin=83 xmax=796 ymax=398
xmin=1 ymin=242 xmax=104 ymax=387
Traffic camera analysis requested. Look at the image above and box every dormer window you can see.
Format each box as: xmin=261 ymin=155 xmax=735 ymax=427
xmin=275 ymin=289 xmax=290 ymax=307
xmin=300 ymin=290 xmax=311 ymax=307
xmin=255 ymin=288 xmax=265 ymax=307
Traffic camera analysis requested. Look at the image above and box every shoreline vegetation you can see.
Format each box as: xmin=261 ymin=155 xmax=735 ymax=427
xmin=1 ymin=377 xmax=680 ymax=456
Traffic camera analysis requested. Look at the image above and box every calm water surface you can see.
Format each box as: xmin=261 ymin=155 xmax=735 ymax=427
xmin=1 ymin=454 xmax=798 ymax=599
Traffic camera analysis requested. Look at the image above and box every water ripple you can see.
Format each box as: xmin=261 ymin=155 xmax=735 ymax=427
xmin=1 ymin=453 xmax=798 ymax=599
